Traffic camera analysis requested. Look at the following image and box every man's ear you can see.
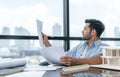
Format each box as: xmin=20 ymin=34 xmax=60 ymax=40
xmin=91 ymin=29 xmax=97 ymax=36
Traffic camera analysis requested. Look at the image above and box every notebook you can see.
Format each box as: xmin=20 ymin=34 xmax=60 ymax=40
xmin=62 ymin=64 xmax=89 ymax=73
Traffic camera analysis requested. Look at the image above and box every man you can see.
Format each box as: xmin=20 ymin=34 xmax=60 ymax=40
xmin=42 ymin=19 xmax=108 ymax=66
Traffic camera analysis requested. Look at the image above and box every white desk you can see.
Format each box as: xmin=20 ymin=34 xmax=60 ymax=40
xmin=0 ymin=65 xmax=119 ymax=77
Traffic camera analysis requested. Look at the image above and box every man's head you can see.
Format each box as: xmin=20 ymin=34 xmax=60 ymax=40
xmin=82 ymin=19 xmax=105 ymax=40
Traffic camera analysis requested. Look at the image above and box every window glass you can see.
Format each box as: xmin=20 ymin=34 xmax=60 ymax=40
xmin=70 ymin=0 xmax=120 ymax=38
xmin=0 ymin=39 xmax=63 ymax=58
xmin=0 ymin=0 xmax=63 ymax=36
xmin=70 ymin=0 xmax=120 ymax=46
xmin=0 ymin=0 xmax=63 ymax=63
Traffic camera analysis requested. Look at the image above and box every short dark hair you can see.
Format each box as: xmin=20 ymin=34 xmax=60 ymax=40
xmin=85 ymin=19 xmax=105 ymax=37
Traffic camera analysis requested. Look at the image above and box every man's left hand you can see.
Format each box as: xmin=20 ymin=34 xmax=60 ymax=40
xmin=60 ymin=56 xmax=78 ymax=66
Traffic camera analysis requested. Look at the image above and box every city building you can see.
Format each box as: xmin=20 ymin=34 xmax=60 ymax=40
xmin=114 ymin=26 xmax=120 ymax=46
xmin=15 ymin=27 xmax=31 ymax=50
xmin=0 ymin=27 xmax=10 ymax=48
xmin=52 ymin=23 xmax=62 ymax=46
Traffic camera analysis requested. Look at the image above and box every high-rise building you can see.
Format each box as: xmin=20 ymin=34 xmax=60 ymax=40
xmin=0 ymin=27 xmax=10 ymax=47
xmin=114 ymin=26 xmax=120 ymax=46
xmin=15 ymin=27 xmax=31 ymax=50
xmin=52 ymin=23 xmax=62 ymax=46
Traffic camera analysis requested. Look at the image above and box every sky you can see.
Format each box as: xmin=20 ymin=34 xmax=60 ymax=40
xmin=70 ymin=0 xmax=120 ymax=38
xmin=0 ymin=0 xmax=120 ymax=38
xmin=0 ymin=0 xmax=120 ymax=48
xmin=0 ymin=0 xmax=63 ymax=35
xmin=1 ymin=0 xmax=120 ymax=56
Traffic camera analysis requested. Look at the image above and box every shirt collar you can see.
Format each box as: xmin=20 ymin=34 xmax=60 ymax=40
xmin=85 ymin=39 xmax=102 ymax=47
xmin=93 ymin=39 xmax=102 ymax=47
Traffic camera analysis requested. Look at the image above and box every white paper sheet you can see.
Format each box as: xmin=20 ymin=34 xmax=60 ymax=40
xmin=36 ymin=19 xmax=45 ymax=47
xmin=40 ymin=46 xmax=65 ymax=65
xmin=24 ymin=65 xmax=63 ymax=71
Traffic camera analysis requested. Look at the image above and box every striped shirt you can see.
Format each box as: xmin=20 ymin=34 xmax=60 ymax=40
xmin=66 ymin=40 xmax=108 ymax=58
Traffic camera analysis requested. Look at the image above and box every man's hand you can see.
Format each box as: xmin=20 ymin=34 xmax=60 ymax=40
xmin=60 ymin=55 xmax=102 ymax=66
xmin=60 ymin=56 xmax=78 ymax=66
xmin=41 ymin=33 xmax=51 ymax=47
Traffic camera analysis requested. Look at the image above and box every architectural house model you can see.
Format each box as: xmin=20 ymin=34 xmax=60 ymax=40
xmin=100 ymin=46 xmax=120 ymax=77
xmin=101 ymin=46 xmax=120 ymax=66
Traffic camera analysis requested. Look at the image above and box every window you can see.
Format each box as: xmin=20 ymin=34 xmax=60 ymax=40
xmin=0 ymin=0 xmax=63 ymax=59
xmin=0 ymin=0 xmax=63 ymax=36
xmin=70 ymin=0 xmax=120 ymax=47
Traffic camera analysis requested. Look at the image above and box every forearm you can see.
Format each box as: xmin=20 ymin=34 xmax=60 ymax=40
xmin=75 ymin=55 xmax=102 ymax=65
xmin=44 ymin=41 xmax=51 ymax=47
xmin=42 ymin=33 xmax=52 ymax=47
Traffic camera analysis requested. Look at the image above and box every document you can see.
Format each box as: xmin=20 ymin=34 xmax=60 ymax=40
xmin=0 ymin=58 xmax=26 ymax=69
xmin=24 ymin=65 xmax=63 ymax=71
xmin=37 ymin=20 xmax=65 ymax=65
xmin=40 ymin=46 xmax=66 ymax=65
xmin=36 ymin=19 xmax=45 ymax=47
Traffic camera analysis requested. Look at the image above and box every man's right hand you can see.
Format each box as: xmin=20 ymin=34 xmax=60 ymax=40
xmin=41 ymin=33 xmax=51 ymax=47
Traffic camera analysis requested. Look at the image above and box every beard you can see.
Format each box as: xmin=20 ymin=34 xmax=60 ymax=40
xmin=82 ymin=37 xmax=89 ymax=40
xmin=82 ymin=35 xmax=91 ymax=40
xmin=82 ymin=32 xmax=92 ymax=40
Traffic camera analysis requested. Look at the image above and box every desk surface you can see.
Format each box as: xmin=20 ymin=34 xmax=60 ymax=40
xmin=1 ymin=65 xmax=120 ymax=77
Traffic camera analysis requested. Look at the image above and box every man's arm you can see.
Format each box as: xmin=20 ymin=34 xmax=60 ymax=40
xmin=42 ymin=33 xmax=51 ymax=47
xmin=60 ymin=54 xmax=102 ymax=66
xmin=76 ymin=54 xmax=102 ymax=65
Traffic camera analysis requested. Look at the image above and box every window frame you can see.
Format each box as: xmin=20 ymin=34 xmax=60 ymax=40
xmin=0 ymin=0 xmax=120 ymax=51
